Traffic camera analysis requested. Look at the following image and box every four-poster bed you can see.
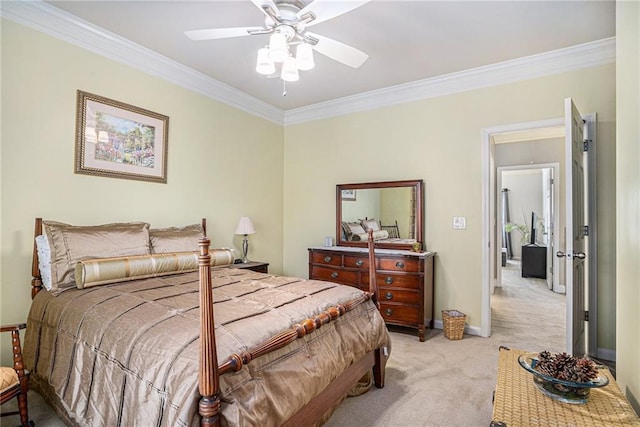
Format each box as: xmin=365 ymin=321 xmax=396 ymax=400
xmin=24 ymin=218 xmax=388 ymax=426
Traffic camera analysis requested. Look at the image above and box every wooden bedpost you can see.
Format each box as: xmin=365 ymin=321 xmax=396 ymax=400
xmin=198 ymin=237 xmax=221 ymax=427
xmin=367 ymin=229 xmax=378 ymax=307
xmin=367 ymin=229 xmax=386 ymax=388
xmin=201 ymin=218 xmax=207 ymax=238
xmin=31 ymin=218 xmax=43 ymax=299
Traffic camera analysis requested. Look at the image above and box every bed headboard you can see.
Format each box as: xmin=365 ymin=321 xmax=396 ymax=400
xmin=30 ymin=217 xmax=208 ymax=299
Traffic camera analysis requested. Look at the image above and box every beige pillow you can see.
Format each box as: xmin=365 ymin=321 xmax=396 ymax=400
xmin=362 ymin=219 xmax=381 ymax=232
xmin=43 ymin=220 xmax=151 ymax=294
xmin=75 ymin=249 xmax=235 ymax=289
xmin=149 ymin=224 xmax=204 ymax=254
xmin=347 ymin=222 xmax=366 ymax=235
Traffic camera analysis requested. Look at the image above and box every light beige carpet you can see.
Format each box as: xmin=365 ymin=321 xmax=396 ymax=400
xmin=3 ymin=262 xmax=565 ymax=426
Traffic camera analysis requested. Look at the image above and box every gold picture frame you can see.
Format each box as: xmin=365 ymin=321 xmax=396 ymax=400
xmin=75 ymin=90 xmax=169 ymax=183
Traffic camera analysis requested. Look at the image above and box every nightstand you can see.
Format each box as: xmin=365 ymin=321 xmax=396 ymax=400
xmin=232 ymin=261 xmax=269 ymax=273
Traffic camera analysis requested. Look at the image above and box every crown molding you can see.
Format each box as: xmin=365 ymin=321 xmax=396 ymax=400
xmin=2 ymin=1 xmax=615 ymax=127
xmin=1 ymin=0 xmax=284 ymax=124
xmin=284 ymin=37 xmax=616 ymax=126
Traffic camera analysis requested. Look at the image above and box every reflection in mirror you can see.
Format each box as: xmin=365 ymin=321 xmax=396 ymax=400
xmin=336 ymin=180 xmax=424 ymax=251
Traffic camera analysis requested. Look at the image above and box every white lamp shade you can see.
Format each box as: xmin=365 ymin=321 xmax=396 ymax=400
xmin=256 ymin=47 xmax=275 ymax=75
xmin=296 ymin=43 xmax=315 ymax=71
xmin=281 ymin=56 xmax=300 ymax=82
xmin=235 ymin=217 xmax=256 ymax=235
xmin=268 ymin=32 xmax=288 ymax=63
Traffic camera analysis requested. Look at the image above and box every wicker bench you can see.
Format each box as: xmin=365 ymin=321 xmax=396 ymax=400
xmin=491 ymin=347 xmax=640 ymax=426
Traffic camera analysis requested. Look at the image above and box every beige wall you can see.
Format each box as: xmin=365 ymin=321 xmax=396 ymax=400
xmin=283 ymin=65 xmax=616 ymax=352
xmin=0 ymin=20 xmax=284 ymax=362
xmin=616 ymin=0 xmax=640 ymax=413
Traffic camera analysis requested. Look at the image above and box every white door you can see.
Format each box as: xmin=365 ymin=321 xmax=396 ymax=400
xmin=561 ymin=98 xmax=587 ymax=356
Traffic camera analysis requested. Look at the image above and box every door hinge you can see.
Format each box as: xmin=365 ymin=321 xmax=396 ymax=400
xmin=585 ymin=310 xmax=589 ymax=321
xmin=582 ymin=225 xmax=589 ymax=236
xmin=583 ymin=139 xmax=591 ymax=152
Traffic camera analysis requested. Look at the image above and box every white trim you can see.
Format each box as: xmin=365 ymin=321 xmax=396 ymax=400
xmin=1 ymin=0 xmax=616 ymax=126
xmin=0 ymin=0 xmax=284 ymax=125
xmin=285 ymin=38 xmax=615 ymax=125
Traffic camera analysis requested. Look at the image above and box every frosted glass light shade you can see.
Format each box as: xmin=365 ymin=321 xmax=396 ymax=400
xmin=281 ymin=56 xmax=299 ymax=82
xmin=256 ymin=48 xmax=275 ymax=75
xmin=296 ymin=43 xmax=315 ymax=71
xmin=268 ymin=32 xmax=288 ymax=63
xmin=235 ymin=217 xmax=255 ymax=235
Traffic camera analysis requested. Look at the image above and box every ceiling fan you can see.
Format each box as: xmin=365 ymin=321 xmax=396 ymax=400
xmin=184 ymin=0 xmax=370 ymax=82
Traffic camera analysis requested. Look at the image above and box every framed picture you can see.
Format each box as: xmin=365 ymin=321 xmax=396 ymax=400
xmin=341 ymin=189 xmax=356 ymax=201
xmin=75 ymin=90 xmax=169 ymax=183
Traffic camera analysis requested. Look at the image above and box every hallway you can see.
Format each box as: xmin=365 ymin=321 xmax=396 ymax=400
xmin=491 ymin=260 xmax=566 ymax=353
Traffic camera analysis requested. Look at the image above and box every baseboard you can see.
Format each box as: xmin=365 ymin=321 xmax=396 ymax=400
xmin=596 ymin=347 xmax=616 ymax=362
xmin=433 ymin=320 xmax=482 ymax=337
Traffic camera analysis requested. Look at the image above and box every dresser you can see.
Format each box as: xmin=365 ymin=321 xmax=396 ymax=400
xmin=308 ymin=246 xmax=435 ymax=341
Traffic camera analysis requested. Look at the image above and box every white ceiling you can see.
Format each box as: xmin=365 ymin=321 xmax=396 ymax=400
xmin=37 ymin=0 xmax=615 ymax=113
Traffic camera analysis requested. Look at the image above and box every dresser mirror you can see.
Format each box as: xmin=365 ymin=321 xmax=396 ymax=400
xmin=336 ymin=179 xmax=424 ymax=251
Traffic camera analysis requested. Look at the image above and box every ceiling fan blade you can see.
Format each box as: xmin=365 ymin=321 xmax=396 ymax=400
xmin=307 ymin=32 xmax=368 ymax=68
xmin=298 ymin=0 xmax=370 ymax=27
xmin=184 ymin=27 xmax=262 ymax=41
xmin=250 ymin=0 xmax=280 ymax=20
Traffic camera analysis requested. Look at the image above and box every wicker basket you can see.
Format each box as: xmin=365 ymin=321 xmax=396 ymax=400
xmin=442 ymin=309 xmax=466 ymax=340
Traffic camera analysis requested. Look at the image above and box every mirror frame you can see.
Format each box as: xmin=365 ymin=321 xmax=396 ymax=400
xmin=336 ymin=179 xmax=424 ymax=251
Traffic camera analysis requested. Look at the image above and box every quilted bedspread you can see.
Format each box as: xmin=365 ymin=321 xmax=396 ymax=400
xmin=24 ymin=267 xmax=389 ymax=427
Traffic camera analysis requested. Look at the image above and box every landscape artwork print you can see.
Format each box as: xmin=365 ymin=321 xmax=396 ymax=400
xmin=75 ymin=90 xmax=169 ymax=183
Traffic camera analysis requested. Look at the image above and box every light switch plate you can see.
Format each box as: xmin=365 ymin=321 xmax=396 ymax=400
xmin=453 ymin=217 xmax=467 ymax=230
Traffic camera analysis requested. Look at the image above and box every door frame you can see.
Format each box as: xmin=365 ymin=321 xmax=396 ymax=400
xmin=481 ymin=114 xmax=597 ymax=355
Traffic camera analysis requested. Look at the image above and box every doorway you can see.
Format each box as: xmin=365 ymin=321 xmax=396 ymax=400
xmin=497 ymin=164 xmax=562 ymax=294
xmin=480 ymin=109 xmax=598 ymax=356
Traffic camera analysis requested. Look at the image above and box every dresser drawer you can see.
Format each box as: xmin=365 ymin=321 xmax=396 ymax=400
xmin=378 ymin=288 xmax=420 ymax=305
xmin=378 ymin=257 xmax=421 ymax=272
xmin=310 ymin=251 xmax=342 ymax=267
xmin=379 ymin=303 xmax=420 ymax=324
xmin=310 ymin=265 xmax=359 ymax=286
xmin=344 ymin=255 xmax=370 ymax=270
xmin=365 ymin=273 xmax=421 ymax=290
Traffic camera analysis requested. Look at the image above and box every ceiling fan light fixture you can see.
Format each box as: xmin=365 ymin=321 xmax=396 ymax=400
xmin=281 ymin=56 xmax=299 ymax=82
xmin=268 ymin=32 xmax=288 ymax=63
xmin=256 ymin=47 xmax=275 ymax=75
xmin=296 ymin=42 xmax=315 ymax=71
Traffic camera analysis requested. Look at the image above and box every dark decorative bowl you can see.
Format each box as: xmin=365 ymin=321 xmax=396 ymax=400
xmin=518 ymin=352 xmax=609 ymax=404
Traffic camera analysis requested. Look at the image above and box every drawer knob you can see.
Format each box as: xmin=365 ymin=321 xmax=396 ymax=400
xmin=395 ymin=261 xmax=405 ymax=269
xmin=385 ymin=292 xmax=393 ymax=300
xmin=356 ymin=259 xmax=364 ymax=267
xmin=385 ymin=308 xmax=393 ymax=316
xmin=324 ymin=256 xmax=332 ymax=263
xmin=385 ymin=277 xmax=394 ymax=285
xmin=330 ymin=272 xmax=338 ymax=279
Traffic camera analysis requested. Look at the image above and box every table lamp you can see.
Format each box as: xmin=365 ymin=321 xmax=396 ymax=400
xmin=235 ymin=217 xmax=255 ymax=263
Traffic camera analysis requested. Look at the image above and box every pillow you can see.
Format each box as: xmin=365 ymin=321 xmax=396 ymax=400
xmin=351 ymin=229 xmax=390 ymax=241
xmin=361 ymin=219 xmax=381 ymax=232
xmin=149 ymin=223 xmax=204 ymax=254
xmin=42 ymin=220 xmax=151 ymax=295
xmin=75 ymin=249 xmax=235 ymax=289
xmin=347 ymin=222 xmax=366 ymax=235
xmin=35 ymin=234 xmax=52 ymax=291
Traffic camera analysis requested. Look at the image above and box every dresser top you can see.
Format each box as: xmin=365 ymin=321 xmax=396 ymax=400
xmin=308 ymin=246 xmax=435 ymax=258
